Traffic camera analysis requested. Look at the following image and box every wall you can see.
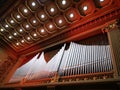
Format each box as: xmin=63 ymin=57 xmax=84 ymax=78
xmin=0 ymin=47 xmax=16 ymax=83
xmin=0 ymin=47 xmax=9 ymax=63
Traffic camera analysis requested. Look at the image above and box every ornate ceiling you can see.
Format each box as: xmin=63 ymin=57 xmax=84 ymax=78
xmin=0 ymin=0 xmax=120 ymax=56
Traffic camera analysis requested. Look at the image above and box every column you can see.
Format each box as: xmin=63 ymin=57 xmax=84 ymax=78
xmin=104 ymin=20 xmax=120 ymax=78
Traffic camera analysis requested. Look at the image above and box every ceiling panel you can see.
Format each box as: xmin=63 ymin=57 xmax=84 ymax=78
xmin=0 ymin=0 xmax=118 ymax=54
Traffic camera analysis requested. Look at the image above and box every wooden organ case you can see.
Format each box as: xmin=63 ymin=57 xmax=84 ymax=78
xmin=0 ymin=0 xmax=120 ymax=90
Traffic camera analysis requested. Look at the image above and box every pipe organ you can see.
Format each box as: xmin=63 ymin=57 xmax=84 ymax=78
xmin=8 ymin=34 xmax=115 ymax=84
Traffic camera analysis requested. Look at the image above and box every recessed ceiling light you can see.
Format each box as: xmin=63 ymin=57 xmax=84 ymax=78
xmin=19 ymin=29 xmax=23 ymax=32
xmin=41 ymin=14 xmax=45 ymax=19
xmin=41 ymin=29 xmax=45 ymax=33
xmin=16 ymin=42 xmax=19 ymax=46
xmin=62 ymin=0 xmax=66 ymax=5
xmin=0 ymin=28 xmax=4 ymax=32
xmin=83 ymin=6 xmax=88 ymax=11
xmin=100 ymin=0 xmax=104 ymax=2
xmin=8 ymin=36 xmax=12 ymax=39
xmin=32 ymin=2 xmax=36 ymax=6
xmin=21 ymin=40 xmax=24 ymax=43
xmin=70 ymin=13 xmax=74 ymax=18
xmin=27 ymin=37 xmax=30 ymax=40
xmin=17 ymin=15 xmax=21 ymax=18
xmin=24 ymin=9 xmax=28 ymax=13
xmin=58 ymin=19 xmax=62 ymax=24
xmin=49 ymin=24 xmax=53 ymax=29
xmin=10 ymin=20 xmax=14 ymax=23
xmin=33 ymin=20 xmax=36 ymax=23
xmin=14 ymin=32 xmax=17 ymax=36
xmin=26 ymin=25 xmax=29 ymax=28
xmin=50 ymin=8 xmax=55 ymax=12
xmin=5 ymin=24 xmax=9 ymax=28
xmin=33 ymin=33 xmax=37 ymax=37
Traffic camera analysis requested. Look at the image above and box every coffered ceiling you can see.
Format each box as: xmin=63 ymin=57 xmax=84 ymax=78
xmin=0 ymin=0 xmax=120 ymax=56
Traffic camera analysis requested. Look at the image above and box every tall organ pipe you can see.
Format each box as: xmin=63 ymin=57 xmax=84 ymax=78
xmin=58 ymin=42 xmax=113 ymax=76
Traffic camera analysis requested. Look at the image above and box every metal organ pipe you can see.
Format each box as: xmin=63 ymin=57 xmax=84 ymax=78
xmin=26 ymin=52 xmax=47 ymax=80
xmin=79 ymin=44 xmax=83 ymax=74
xmin=58 ymin=42 xmax=113 ymax=76
xmin=63 ymin=44 xmax=70 ymax=76
xmin=9 ymin=53 xmax=40 ymax=83
xmin=9 ymin=39 xmax=113 ymax=83
xmin=9 ymin=45 xmax=65 ymax=83
xmin=59 ymin=50 xmax=69 ymax=76
xmin=69 ymin=42 xmax=75 ymax=76
xmin=75 ymin=43 xmax=79 ymax=75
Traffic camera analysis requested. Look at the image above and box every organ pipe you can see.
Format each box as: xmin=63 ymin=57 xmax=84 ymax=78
xmin=9 ymin=53 xmax=40 ymax=83
xmin=59 ymin=42 xmax=113 ymax=76
xmin=9 ymin=35 xmax=113 ymax=83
